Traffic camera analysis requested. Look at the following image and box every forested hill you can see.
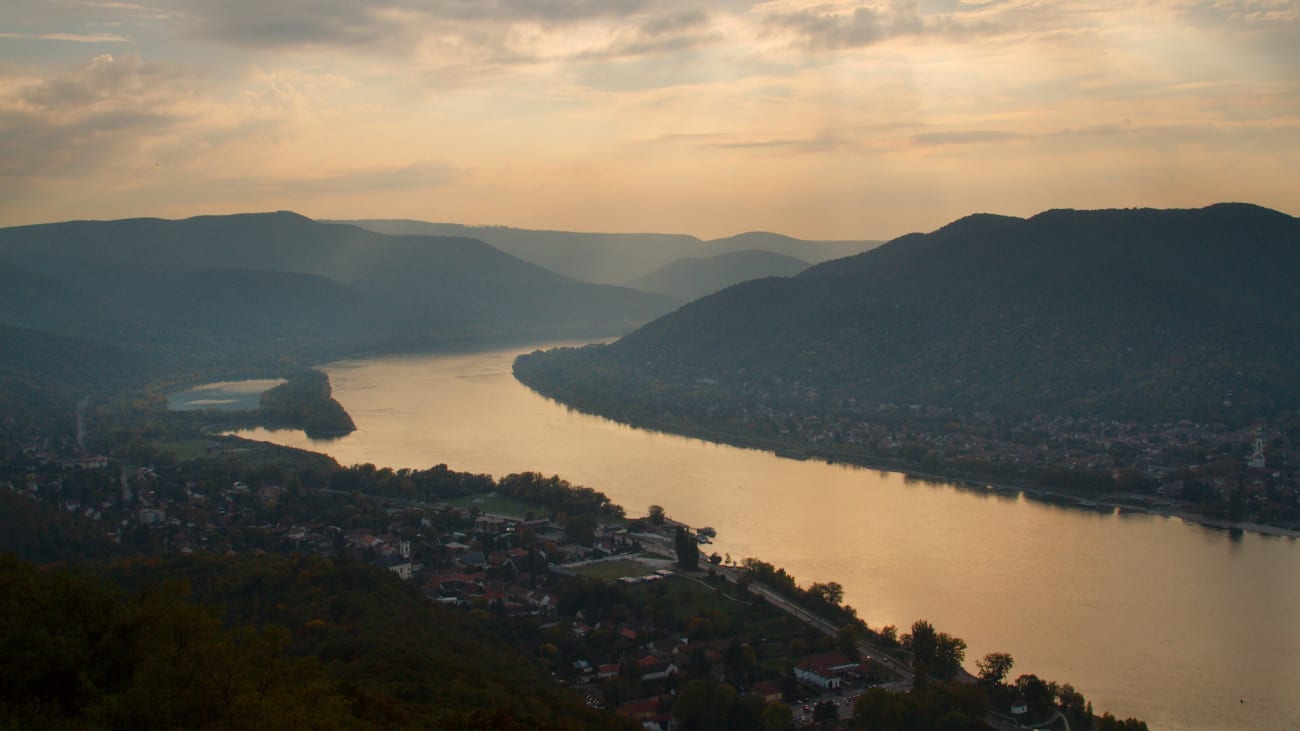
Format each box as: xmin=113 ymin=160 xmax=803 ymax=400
xmin=1 ymin=553 xmax=626 ymax=730
xmin=515 ymin=204 xmax=1300 ymax=424
xmin=342 ymin=218 xmax=879 ymax=285
xmin=628 ymin=249 xmax=810 ymax=301
xmin=0 ymin=212 xmax=676 ymax=365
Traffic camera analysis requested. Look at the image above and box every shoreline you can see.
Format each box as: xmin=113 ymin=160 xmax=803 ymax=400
xmin=513 ymin=376 xmax=1300 ymax=541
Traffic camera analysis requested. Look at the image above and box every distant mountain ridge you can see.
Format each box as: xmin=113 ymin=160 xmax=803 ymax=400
xmin=628 ymin=249 xmax=810 ymax=301
xmin=515 ymin=203 xmax=1300 ymax=425
xmin=340 ymin=219 xmax=880 ymax=286
xmin=0 ymin=212 xmax=677 ymax=371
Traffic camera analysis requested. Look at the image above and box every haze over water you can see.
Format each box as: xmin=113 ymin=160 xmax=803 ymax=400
xmin=232 ymin=343 xmax=1300 ymax=731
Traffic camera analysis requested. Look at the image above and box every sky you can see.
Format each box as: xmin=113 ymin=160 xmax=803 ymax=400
xmin=1 ymin=1 xmax=1297 ymax=240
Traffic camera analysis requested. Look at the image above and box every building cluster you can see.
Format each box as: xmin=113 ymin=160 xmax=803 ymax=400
xmin=734 ymin=403 xmax=1300 ymax=528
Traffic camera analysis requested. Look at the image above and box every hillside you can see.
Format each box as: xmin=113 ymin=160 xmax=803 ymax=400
xmin=0 ymin=553 xmax=625 ymax=730
xmin=704 ymin=231 xmax=880 ymax=262
xmin=628 ymin=249 xmax=810 ymax=301
xmin=0 ymin=324 xmax=144 ymax=451
xmin=515 ymin=204 xmax=1300 ymax=425
xmin=342 ymin=218 xmax=701 ymax=285
xmin=0 ymin=212 xmax=676 ymax=367
xmin=342 ymin=219 xmax=879 ymax=286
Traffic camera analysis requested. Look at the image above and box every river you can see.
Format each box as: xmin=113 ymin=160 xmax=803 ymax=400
xmin=229 ymin=342 xmax=1300 ymax=731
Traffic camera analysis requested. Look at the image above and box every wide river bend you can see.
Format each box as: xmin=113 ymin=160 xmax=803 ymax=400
xmin=230 ymin=343 xmax=1300 ymax=731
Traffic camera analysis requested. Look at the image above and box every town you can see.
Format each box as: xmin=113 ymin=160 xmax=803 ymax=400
xmin=3 ymin=435 xmax=1147 ymax=730
xmin=585 ymin=385 xmax=1300 ymax=536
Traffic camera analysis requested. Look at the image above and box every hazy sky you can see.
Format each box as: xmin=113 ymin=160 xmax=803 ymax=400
xmin=2 ymin=1 xmax=1297 ymax=239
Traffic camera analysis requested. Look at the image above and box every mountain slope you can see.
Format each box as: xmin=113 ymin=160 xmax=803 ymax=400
xmin=704 ymin=231 xmax=880 ymax=263
xmin=342 ymin=219 xmax=880 ymax=286
xmin=516 ymin=204 xmax=1300 ymax=424
xmin=0 ymin=554 xmax=626 ymax=730
xmin=628 ymin=249 xmax=810 ymax=301
xmin=0 ymin=213 xmax=677 ymax=362
xmin=342 ymin=218 xmax=702 ymax=285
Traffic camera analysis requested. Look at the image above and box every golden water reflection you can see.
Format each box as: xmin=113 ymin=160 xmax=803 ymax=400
xmin=232 ymin=344 xmax=1300 ymax=731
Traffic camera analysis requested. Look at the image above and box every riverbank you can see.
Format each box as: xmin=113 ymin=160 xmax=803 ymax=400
xmin=514 ymin=378 xmax=1300 ymax=541
xmin=218 ymin=342 xmax=1300 ymax=730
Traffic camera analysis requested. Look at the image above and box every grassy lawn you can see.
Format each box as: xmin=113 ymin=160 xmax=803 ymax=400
xmin=153 ymin=440 xmax=217 ymax=461
xmin=647 ymin=576 xmax=823 ymax=639
xmin=444 ymin=494 xmax=536 ymax=518
xmin=570 ymin=559 xmax=656 ymax=581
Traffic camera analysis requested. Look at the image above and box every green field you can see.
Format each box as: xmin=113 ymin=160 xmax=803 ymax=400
xmin=444 ymin=493 xmax=536 ymax=518
xmin=153 ymin=440 xmax=218 ymax=461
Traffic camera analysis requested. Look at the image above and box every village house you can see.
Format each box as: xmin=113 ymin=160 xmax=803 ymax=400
xmin=793 ymin=651 xmax=857 ymax=690
xmin=617 ymin=696 xmax=673 ymax=730
xmin=751 ymin=680 xmax=783 ymax=703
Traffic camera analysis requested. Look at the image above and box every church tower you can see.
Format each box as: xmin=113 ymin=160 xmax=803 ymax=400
xmin=1248 ymin=433 xmax=1266 ymax=470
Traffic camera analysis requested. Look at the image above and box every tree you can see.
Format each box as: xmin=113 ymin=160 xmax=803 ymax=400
xmin=760 ymin=702 xmax=795 ymax=731
xmin=854 ymin=688 xmax=901 ymax=728
xmin=648 ymin=504 xmax=666 ymax=525
xmin=673 ymin=678 xmax=737 ymax=731
xmin=836 ymin=624 xmax=862 ymax=661
xmin=808 ymin=581 xmax=844 ymax=606
xmin=904 ymin=619 xmax=966 ymax=683
xmin=1015 ymin=674 xmax=1052 ymax=713
xmin=563 ymin=513 xmax=596 ymax=546
xmin=812 ymin=700 xmax=837 ymax=723
xmin=976 ymin=651 xmax=1014 ymax=686
xmin=934 ymin=634 xmax=967 ymax=681
xmin=1057 ymin=682 xmax=1087 ymax=718
xmin=1095 ymin=713 xmax=1150 ymax=731
xmin=878 ymin=624 xmax=899 ymax=647
xmin=675 ymin=526 xmax=699 ymax=571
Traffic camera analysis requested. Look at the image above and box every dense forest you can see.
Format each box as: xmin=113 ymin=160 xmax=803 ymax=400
xmin=257 ymin=370 xmax=357 ymax=437
xmin=518 ymin=204 xmax=1300 ymax=426
xmin=0 ymin=211 xmax=676 ymax=381
xmin=0 ymin=553 xmax=625 ymax=730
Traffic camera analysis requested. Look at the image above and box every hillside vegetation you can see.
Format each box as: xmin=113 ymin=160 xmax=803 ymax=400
xmin=628 ymin=249 xmax=810 ymax=302
xmin=345 ymin=219 xmax=878 ymax=286
xmin=0 ymin=553 xmax=625 ymax=730
xmin=0 ymin=212 xmax=676 ymax=372
xmin=516 ymin=204 xmax=1300 ymax=425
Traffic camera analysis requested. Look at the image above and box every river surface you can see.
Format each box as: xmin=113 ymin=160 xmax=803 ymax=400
xmin=230 ymin=342 xmax=1300 ymax=731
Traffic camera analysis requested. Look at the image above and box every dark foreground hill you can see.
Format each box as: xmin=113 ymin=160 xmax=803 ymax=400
xmin=0 ymin=553 xmax=625 ymax=730
xmin=516 ymin=204 xmax=1300 ymax=425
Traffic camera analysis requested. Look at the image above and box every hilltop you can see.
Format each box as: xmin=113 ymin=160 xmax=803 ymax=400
xmin=518 ymin=204 xmax=1300 ymax=425
xmin=0 ymin=212 xmax=676 ymax=373
xmin=343 ymin=219 xmax=879 ymax=286
xmin=628 ymin=249 xmax=810 ymax=302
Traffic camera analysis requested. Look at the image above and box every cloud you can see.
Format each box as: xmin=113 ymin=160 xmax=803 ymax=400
xmin=245 ymin=160 xmax=456 ymax=195
xmin=0 ymin=32 xmax=129 ymax=42
xmin=578 ymin=10 xmax=718 ymax=60
xmin=152 ymin=160 xmax=457 ymax=203
xmin=711 ymin=131 xmax=853 ymax=154
xmin=760 ymin=0 xmax=1031 ymax=52
xmin=0 ymin=53 xmax=203 ymax=190
xmin=176 ymin=0 xmax=697 ymax=51
xmin=1179 ymin=0 xmax=1300 ymax=25
xmin=911 ymin=129 xmax=1023 ymax=145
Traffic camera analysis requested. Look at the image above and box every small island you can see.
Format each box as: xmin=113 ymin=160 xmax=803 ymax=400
xmin=257 ymin=369 xmax=357 ymax=438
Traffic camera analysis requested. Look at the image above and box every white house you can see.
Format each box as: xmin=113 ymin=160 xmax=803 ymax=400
xmin=794 ymin=651 xmax=857 ymax=690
